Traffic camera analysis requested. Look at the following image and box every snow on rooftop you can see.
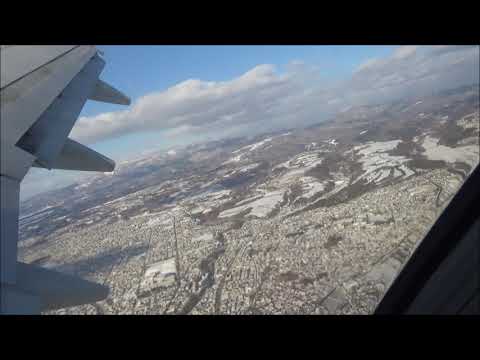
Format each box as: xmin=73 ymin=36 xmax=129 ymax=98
xmin=141 ymin=258 xmax=177 ymax=291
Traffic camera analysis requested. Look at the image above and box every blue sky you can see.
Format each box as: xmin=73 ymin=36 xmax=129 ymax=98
xmin=81 ymin=46 xmax=397 ymax=159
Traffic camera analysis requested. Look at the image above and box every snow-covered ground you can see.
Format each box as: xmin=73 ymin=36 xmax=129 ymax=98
xmin=223 ymin=154 xmax=244 ymax=164
xmin=185 ymin=189 xmax=232 ymax=215
xmin=232 ymin=137 xmax=273 ymax=154
xmin=223 ymin=163 xmax=260 ymax=177
xmin=298 ymin=177 xmax=326 ymax=199
xmin=273 ymin=151 xmax=325 ymax=191
xmin=274 ymin=151 xmax=323 ymax=172
xmin=218 ymin=189 xmax=285 ymax=219
xmin=421 ymin=136 xmax=479 ymax=168
xmin=225 ymin=135 xmax=291 ymax=164
xmin=352 ymin=140 xmax=414 ymax=185
xmin=457 ymin=112 xmax=479 ymax=131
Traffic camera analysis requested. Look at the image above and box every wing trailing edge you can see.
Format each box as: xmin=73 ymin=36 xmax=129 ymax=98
xmin=89 ymin=78 xmax=131 ymax=105
xmin=1 ymin=262 xmax=109 ymax=313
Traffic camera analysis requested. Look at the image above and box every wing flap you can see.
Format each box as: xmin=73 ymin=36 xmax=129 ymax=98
xmin=32 ymin=138 xmax=115 ymax=172
xmin=15 ymin=262 xmax=109 ymax=312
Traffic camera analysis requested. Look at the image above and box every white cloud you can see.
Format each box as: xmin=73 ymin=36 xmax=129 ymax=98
xmin=345 ymin=45 xmax=479 ymax=105
xmin=355 ymin=57 xmax=381 ymax=72
xmin=392 ymin=45 xmax=418 ymax=59
xmin=71 ymin=64 xmax=297 ymax=144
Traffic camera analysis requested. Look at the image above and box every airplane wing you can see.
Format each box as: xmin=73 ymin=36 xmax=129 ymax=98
xmin=0 ymin=45 xmax=130 ymax=314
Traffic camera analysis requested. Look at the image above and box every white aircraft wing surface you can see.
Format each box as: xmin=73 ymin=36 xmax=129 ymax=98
xmin=0 ymin=45 xmax=130 ymax=314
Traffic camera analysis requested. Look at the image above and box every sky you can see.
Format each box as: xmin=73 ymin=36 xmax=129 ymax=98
xmin=21 ymin=45 xmax=479 ymax=200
